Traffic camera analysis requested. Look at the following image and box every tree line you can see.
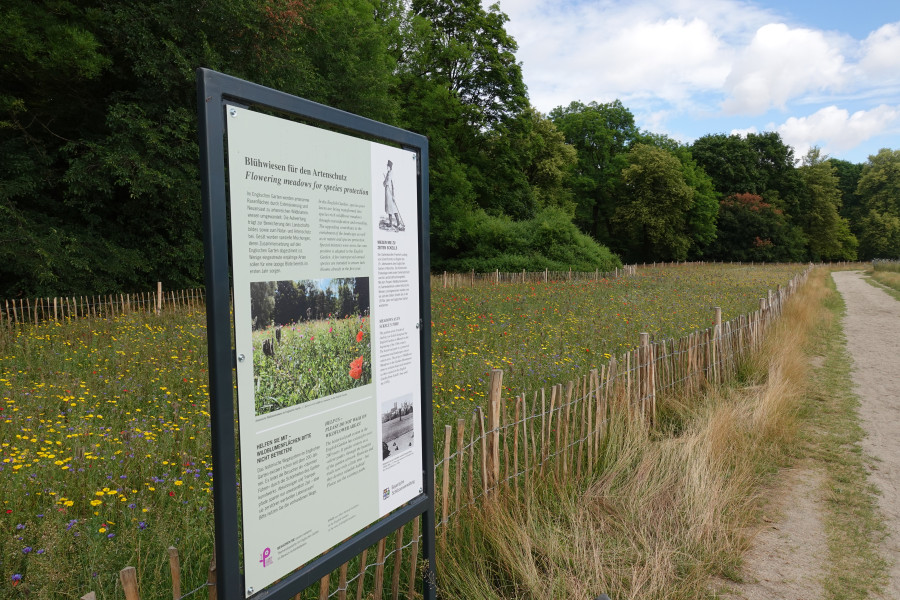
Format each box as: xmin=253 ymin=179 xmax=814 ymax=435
xmin=250 ymin=278 xmax=370 ymax=330
xmin=2 ymin=0 xmax=898 ymax=297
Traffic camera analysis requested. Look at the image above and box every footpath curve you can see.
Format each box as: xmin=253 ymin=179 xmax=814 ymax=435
xmin=832 ymin=271 xmax=900 ymax=597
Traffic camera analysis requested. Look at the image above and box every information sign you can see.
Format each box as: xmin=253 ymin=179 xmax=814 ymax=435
xmin=196 ymin=68 xmax=434 ymax=600
xmin=227 ymin=107 xmax=424 ymax=593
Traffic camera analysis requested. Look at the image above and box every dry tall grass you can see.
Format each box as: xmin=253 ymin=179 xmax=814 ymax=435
xmin=436 ymin=271 xmax=829 ymax=599
xmin=870 ymin=269 xmax=900 ymax=293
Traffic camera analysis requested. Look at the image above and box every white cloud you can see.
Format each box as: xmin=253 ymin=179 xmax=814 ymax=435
xmin=493 ymin=0 xmax=900 ymax=158
xmin=722 ymin=24 xmax=847 ymax=115
xmin=499 ymin=0 xmax=770 ymax=111
xmin=859 ymin=22 xmax=900 ymax=82
xmin=730 ymin=126 xmax=758 ymax=137
xmin=777 ymin=104 xmax=900 ymax=159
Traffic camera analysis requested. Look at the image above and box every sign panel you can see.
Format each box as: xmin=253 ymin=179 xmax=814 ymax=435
xmin=225 ymin=106 xmax=424 ymax=595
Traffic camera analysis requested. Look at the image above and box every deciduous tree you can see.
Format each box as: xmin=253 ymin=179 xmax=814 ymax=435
xmin=612 ymin=144 xmax=693 ymax=262
xmin=549 ymin=100 xmax=638 ymax=244
xmin=797 ymin=148 xmax=857 ymax=260
xmin=856 ymin=148 xmax=900 ymax=259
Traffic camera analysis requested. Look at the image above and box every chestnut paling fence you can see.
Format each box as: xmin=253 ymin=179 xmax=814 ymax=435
xmin=3 ymin=266 xmax=809 ymax=599
xmin=433 ymin=264 xmax=638 ymax=288
xmin=0 ymin=266 xmax=636 ymax=326
xmin=0 ymin=283 xmax=205 ymax=326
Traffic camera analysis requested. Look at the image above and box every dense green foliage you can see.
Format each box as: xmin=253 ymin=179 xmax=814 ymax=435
xmin=855 ymin=149 xmax=900 ymax=260
xmin=2 ymin=1 xmax=897 ymax=297
xmin=430 ymin=207 xmax=621 ymax=273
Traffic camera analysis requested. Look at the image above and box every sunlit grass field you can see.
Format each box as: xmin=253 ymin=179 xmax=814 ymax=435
xmin=431 ymin=263 xmax=803 ymax=422
xmin=0 ymin=263 xmax=804 ymax=597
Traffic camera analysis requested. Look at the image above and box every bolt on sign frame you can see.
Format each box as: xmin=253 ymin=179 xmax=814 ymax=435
xmin=196 ymin=68 xmax=436 ymax=600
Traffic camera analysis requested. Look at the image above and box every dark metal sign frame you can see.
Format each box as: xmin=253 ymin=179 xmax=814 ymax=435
xmin=196 ymin=67 xmax=435 ymax=600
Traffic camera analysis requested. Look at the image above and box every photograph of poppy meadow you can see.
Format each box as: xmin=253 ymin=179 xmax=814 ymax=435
xmin=0 ymin=263 xmax=805 ymax=597
xmin=250 ymin=278 xmax=372 ymax=415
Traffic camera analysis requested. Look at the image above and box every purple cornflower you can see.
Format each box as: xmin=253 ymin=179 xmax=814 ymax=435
xmin=22 ymin=546 xmax=32 ymax=554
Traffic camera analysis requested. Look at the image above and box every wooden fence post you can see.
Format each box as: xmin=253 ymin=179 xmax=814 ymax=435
xmin=355 ymin=548 xmax=369 ymax=600
xmin=714 ymin=307 xmax=723 ymax=382
xmin=441 ymin=425 xmax=451 ymax=536
xmin=513 ymin=396 xmax=521 ymax=493
xmin=167 ymin=546 xmax=181 ymax=600
xmin=562 ymin=381 xmax=573 ymax=479
xmin=373 ymin=537 xmax=387 ymax=600
xmin=407 ymin=517 xmax=420 ymax=599
xmin=486 ymin=369 xmax=503 ymax=494
xmin=639 ymin=333 xmax=650 ymax=422
xmin=319 ymin=574 xmax=330 ymax=600
xmin=391 ymin=525 xmax=404 ymax=600
xmin=477 ymin=407 xmax=488 ymax=497
xmin=338 ymin=562 xmax=349 ymax=600
xmin=157 ymin=281 xmax=163 ymax=315
xmin=455 ymin=418 xmax=464 ymax=524
xmin=207 ymin=548 xmax=217 ymax=600
xmin=120 ymin=566 xmax=140 ymax=600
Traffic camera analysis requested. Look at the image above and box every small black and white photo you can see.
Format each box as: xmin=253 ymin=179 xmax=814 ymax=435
xmin=380 ymin=394 xmax=415 ymax=460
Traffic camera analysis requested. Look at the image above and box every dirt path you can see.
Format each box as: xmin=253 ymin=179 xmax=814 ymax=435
xmin=713 ymin=271 xmax=900 ymax=599
xmin=832 ymin=270 xmax=900 ymax=597
xmin=712 ymin=466 xmax=827 ymax=599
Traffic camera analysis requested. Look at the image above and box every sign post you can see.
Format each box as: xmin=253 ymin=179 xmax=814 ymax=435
xmin=197 ymin=68 xmax=435 ymax=600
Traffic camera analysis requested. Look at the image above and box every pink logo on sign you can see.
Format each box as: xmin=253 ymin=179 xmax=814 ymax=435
xmin=260 ymin=547 xmax=271 ymax=567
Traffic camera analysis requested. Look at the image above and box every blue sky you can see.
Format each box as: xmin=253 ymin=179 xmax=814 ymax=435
xmin=496 ymin=0 xmax=900 ymax=164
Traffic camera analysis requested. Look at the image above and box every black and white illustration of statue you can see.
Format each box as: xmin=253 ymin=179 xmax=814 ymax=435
xmin=380 ymin=159 xmax=405 ymax=232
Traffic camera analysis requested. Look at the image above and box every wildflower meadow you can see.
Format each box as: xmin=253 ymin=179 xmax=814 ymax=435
xmin=252 ymin=316 xmax=372 ymax=415
xmin=430 ymin=263 xmax=805 ymax=423
xmin=0 ymin=263 xmax=805 ymax=598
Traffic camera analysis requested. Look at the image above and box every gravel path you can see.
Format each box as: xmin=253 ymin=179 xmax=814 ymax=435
xmin=712 ymin=467 xmax=827 ymax=599
xmin=832 ymin=270 xmax=900 ymax=597
xmin=714 ymin=271 xmax=900 ymax=599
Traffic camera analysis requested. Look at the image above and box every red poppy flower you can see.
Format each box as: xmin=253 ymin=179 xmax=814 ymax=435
xmin=356 ymin=330 xmax=364 ymax=343
xmin=349 ymin=356 xmax=364 ymax=380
